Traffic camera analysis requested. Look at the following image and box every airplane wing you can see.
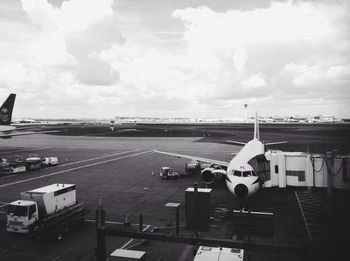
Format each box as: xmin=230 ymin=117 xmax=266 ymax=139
xmin=265 ymin=141 xmax=287 ymax=145
xmin=154 ymin=150 xmax=230 ymax=168
xmin=0 ymin=130 xmax=59 ymax=138
xmin=226 ymin=140 xmax=247 ymax=146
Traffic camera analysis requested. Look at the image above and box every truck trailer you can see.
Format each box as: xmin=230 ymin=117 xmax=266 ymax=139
xmin=6 ymin=183 xmax=89 ymax=239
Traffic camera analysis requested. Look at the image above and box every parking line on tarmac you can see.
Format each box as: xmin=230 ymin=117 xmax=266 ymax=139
xmin=57 ymin=149 xmax=139 ymax=167
xmin=121 ymin=224 xmax=151 ymax=250
xmin=0 ymin=150 xmax=139 ymax=180
xmin=0 ymin=150 xmax=153 ymax=188
xmin=85 ymin=219 xmax=151 ymax=227
xmin=0 ymin=147 xmax=52 ymax=155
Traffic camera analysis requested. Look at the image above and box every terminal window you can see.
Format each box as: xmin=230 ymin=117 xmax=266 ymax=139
xmin=286 ymin=170 xmax=305 ymax=181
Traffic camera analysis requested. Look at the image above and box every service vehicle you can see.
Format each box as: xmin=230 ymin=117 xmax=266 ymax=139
xmin=41 ymin=157 xmax=58 ymax=166
xmin=25 ymin=156 xmax=41 ymax=170
xmin=10 ymin=163 xmax=26 ymax=174
xmin=160 ymin=167 xmax=179 ymax=179
xmin=6 ymin=183 xmax=89 ymax=239
xmin=0 ymin=158 xmax=26 ymax=175
xmin=194 ymin=246 xmax=244 ymax=261
xmin=185 ymin=160 xmax=201 ymax=174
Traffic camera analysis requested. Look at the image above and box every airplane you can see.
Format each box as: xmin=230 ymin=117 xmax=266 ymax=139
xmin=154 ymin=113 xmax=286 ymax=199
xmin=0 ymin=94 xmax=59 ymax=138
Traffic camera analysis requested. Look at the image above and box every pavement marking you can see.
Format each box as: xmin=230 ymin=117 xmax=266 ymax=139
xmin=0 ymin=150 xmax=153 ymax=189
xmin=0 ymin=202 xmax=8 ymax=213
xmin=121 ymin=224 xmax=151 ymax=250
xmin=85 ymin=219 xmax=151 ymax=227
xmin=0 ymin=147 xmax=52 ymax=155
xmin=57 ymin=149 xmax=139 ymax=168
xmin=86 ymin=219 xmax=153 ymax=251
xmin=0 ymin=149 xmax=139 ymax=180
xmin=0 ymin=149 xmax=138 ymax=180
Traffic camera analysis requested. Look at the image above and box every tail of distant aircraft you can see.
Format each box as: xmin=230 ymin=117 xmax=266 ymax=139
xmin=0 ymin=94 xmax=16 ymax=126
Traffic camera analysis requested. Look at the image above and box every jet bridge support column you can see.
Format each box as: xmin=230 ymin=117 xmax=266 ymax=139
xmin=326 ymin=151 xmax=333 ymax=196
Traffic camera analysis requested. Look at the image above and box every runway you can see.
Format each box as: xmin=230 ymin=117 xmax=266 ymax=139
xmin=0 ymin=134 xmax=344 ymax=260
xmin=0 ymin=134 xmax=240 ymax=261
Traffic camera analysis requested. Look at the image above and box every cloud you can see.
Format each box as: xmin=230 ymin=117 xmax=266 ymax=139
xmin=1 ymin=0 xmax=349 ymax=118
xmin=169 ymin=1 xmax=350 ymax=116
xmin=19 ymin=0 xmax=121 ymax=85
xmin=90 ymin=0 xmax=350 ymax=117
xmin=326 ymin=65 xmax=350 ymax=80
xmin=22 ymin=0 xmax=113 ymax=34
xmin=243 ymin=74 xmax=267 ymax=89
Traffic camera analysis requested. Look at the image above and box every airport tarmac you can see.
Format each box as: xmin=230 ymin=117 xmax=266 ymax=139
xmin=0 ymin=134 xmax=345 ymax=260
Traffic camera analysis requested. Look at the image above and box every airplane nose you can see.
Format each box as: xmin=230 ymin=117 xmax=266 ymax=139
xmin=234 ymin=183 xmax=248 ymax=197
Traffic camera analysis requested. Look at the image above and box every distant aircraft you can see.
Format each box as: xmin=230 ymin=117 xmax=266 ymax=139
xmin=0 ymin=94 xmax=58 ymax=138
xmin=155 ymin=113 xmax=286 ymax=200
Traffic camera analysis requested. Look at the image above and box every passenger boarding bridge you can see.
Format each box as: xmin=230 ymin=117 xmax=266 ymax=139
xmin=252 ymin=150 xmax=350 ymax=190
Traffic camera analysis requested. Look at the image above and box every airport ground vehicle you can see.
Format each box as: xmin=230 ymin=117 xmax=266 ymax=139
xmin=41 ymin=157 xmax=58 ymax=166
xmin=185 ymin=160 xmax=201 ymax=174
xmin=0 ymin=158 xmax=26 ymax=175
xmin=160 ymin=167 xmax=179 ymax=179
xmin=194 ymin=246 xmax=244 ymax=261
xmin=25 ymin=155 xmax=42 ymax=170
xmin=6 ymin=183 xmax=89 ymax=239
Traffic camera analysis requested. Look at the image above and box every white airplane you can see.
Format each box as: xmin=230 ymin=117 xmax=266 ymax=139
xmin=155 ymin=113 xmax=286 ymax=198
xmin=0 ymin=94 xmax=58 ymax=138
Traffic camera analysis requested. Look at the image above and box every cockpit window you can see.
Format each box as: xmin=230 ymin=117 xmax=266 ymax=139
xmin=233 ymin=170 xmax=241 ymax=177
xmin=242 ymin=171 xmax=252 ymax=177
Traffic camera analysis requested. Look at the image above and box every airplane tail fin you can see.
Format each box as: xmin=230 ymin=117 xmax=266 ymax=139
xmin=0 ymin=94 xmax=16 ymax=125
xmin=254 ymin=112 xmax=260 ymax=140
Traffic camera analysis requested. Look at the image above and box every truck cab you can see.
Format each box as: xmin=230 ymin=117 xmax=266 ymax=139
xmin=6 ymin=200 xmax=38 ymax=233
xmin=160 ymin=167 xmax=179 ymax=179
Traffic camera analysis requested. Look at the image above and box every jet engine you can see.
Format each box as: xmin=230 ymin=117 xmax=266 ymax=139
xmin=201 ymin=167 xmax=216 ymax=184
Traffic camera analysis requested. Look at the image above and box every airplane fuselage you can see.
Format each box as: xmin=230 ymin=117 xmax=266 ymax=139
xmin=225 ymin=139 xmax=265 ymax=197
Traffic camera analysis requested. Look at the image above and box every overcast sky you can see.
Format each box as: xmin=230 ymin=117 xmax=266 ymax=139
xmin=0 ymin=0 xmax=349 ymax=119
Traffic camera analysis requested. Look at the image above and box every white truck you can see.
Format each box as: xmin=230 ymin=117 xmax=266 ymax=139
xmin=41 ymin=157 xmax=58 ymax=166
xmin=6 ymin=183 xmax=88 ymax=239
